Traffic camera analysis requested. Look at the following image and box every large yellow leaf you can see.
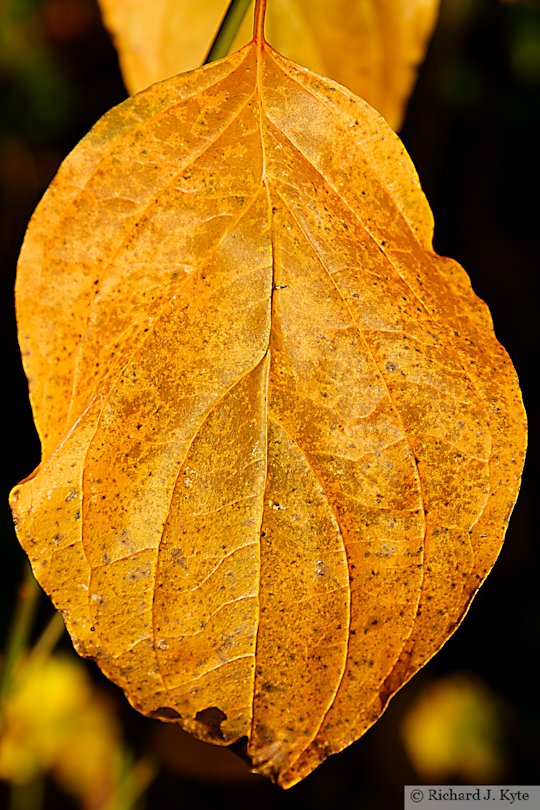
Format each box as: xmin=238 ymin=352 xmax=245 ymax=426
xmin=11 ymin=4 xmax=525 ymax=788
xmin=97 ymin=0 xmax=439 ymax=129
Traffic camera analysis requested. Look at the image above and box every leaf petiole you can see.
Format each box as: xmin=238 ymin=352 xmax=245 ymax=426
xmin=203 ymin=0 xmax=254 ymax=64
xmin=253 ymin=0 xmax=268 ymax=42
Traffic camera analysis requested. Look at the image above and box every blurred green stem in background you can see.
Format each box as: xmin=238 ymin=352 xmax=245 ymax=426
xmin=25 ymin=611 xmax=66 ymax=672
xmin=1 ymin=565 xmax=47 ymax=810
xmin=0 ymin=563 xmax=156 ymax=810
xmin=204 ymin=0 xmax=253 ymax=63
xmin=103 ymin=754 xmax=158 ymax=810
xmin=1 ymin=563 xmax=41 ymax=697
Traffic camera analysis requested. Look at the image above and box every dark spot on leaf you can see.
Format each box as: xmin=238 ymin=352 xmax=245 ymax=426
xmin=195 ymin=706 xmax=227 ymax=741
xmin=150 ymin=707 xmax=181 ymax=720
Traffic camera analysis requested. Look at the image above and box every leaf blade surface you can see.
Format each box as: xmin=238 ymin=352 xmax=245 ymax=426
xmin=11 ymin=38 xmax=526 ymax=787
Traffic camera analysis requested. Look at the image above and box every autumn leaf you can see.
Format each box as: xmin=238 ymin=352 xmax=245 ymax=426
xmin=97 ymin=0 xmax=440 ymax=129
xmin=10 ymin=0 xmax=525 ymax=788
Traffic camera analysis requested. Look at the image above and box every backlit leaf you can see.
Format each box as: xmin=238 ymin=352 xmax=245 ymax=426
xmin=97 ymin=0 xmax=440 ymax=129
xmin=10 ymin=5 xmax=525 ymax=787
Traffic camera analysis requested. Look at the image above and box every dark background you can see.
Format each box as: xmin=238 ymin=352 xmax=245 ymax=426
xmin=1 ymin=0 xmax=539 ymax=807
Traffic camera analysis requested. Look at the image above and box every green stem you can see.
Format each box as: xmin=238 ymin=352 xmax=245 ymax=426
xmin=102 ymin=754 xmax=158 ymax=810
xmin=26 ymin=611 xmax=65 ymax=668
xmin=1 ymin=562 xmax=41 ymax=697
xmin=203 ymin=0 xmax=254 ymax=64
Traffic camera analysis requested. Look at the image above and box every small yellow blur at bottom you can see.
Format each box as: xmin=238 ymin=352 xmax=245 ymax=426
xmin=401 ymin=672 xmax=510 ymax=782
xmin=0 ymin=653 xmax=122 ymax=805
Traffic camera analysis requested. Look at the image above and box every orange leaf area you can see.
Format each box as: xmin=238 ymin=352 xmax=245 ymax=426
xmin=97 ymin=0 xmax=439 ymax=129
xmin=10 ymin=38 xmax=526 ymax=787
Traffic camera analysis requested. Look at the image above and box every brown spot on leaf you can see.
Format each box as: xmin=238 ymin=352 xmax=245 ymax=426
xmin=195 ymin=706 xmax=227 ymax=741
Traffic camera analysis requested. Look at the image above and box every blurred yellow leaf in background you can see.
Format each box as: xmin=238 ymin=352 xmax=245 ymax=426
xmin=401 ymin=673 xmax=510 ymax=782
xmin=0 ymin=654 xmax=122 ymax=808
xmin=97 ymin=0 xmax=439 ymax=129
